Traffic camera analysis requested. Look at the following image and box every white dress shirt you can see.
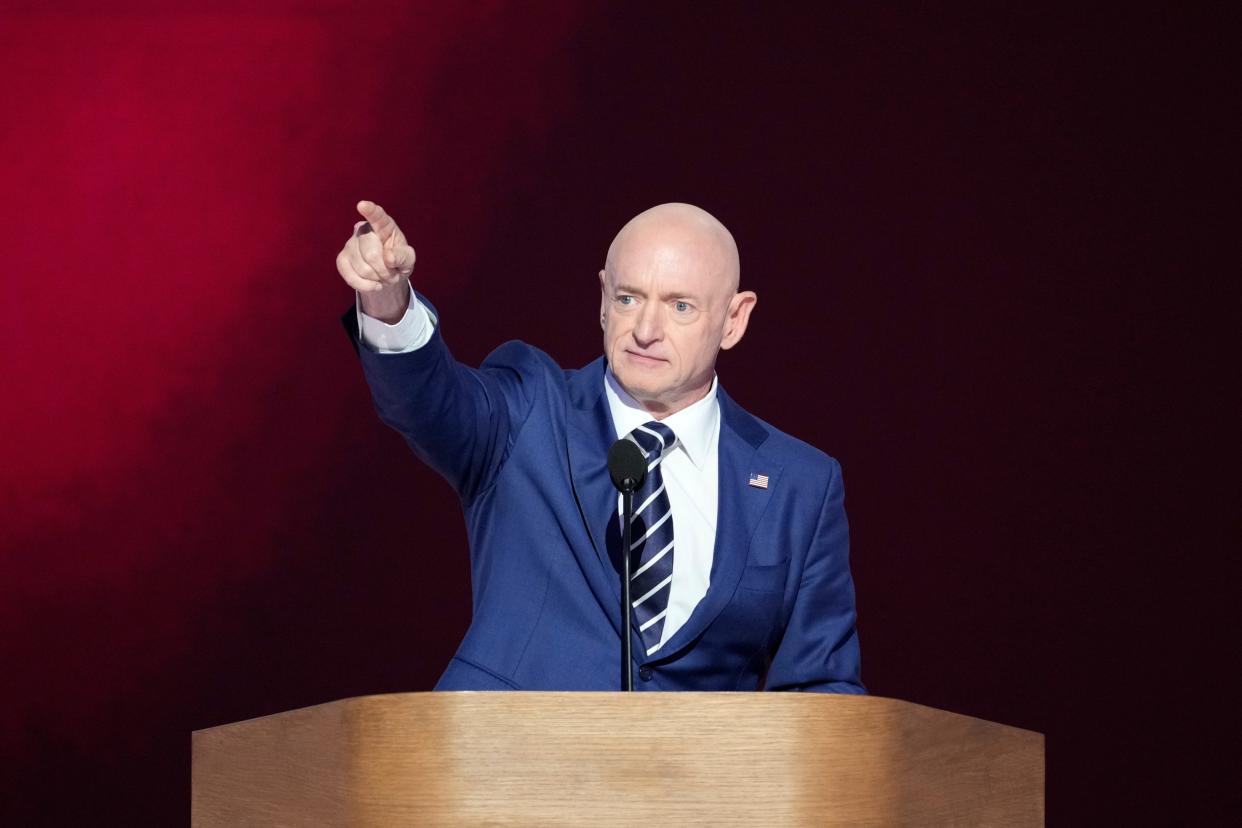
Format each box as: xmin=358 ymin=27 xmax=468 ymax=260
xmin=358 ymin=292 xmax=719 ymax=652
xmin=604 ymin=369 xmax=719 ymax=653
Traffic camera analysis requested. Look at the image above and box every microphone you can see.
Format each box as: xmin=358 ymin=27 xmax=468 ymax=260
xmin=607 ymin=437 xmax=647 ymax=691
xmin=608 ymin=438 xmax=647 ymax=493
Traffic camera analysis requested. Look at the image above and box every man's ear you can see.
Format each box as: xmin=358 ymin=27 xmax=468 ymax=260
xmin=598 ymin=269 xmax=607 ymax=329
xmin=720 ymin=291 xmax=757 ymax=350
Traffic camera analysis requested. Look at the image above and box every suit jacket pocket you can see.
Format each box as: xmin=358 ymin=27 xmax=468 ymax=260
xmin=711 ymin=562 xmax=789 ymax=661
xmin=738 ymin=561 xmax=790 ymax=593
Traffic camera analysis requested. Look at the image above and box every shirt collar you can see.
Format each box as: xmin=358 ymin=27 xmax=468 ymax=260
xmin=603 ymin=368 xmax=719 ymax=470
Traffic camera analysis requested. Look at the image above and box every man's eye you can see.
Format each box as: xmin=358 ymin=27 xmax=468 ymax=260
xmin=618 ymin=295 xmax=634 ymax=305
xmin=674 ymin=301 xmax=691 ymax=313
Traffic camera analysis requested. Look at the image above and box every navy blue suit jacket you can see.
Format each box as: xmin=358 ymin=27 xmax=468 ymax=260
xmin=347 ymin=304 xmax=863 ymax=692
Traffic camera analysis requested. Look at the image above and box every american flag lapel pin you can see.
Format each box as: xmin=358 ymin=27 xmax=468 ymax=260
xmin=748 ymin=472 xmax=769 ymax=489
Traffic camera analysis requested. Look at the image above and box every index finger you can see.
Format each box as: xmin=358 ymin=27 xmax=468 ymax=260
xmin=356 ymin=200 xmax=398 ymax=242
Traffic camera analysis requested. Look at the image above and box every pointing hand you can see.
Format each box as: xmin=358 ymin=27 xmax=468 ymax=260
xmin=335 ymin=200 xmax=416 ymax=323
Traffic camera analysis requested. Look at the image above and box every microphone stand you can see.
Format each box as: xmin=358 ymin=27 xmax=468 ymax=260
xmin=609 ymin=438 xmax=645 ymax=692
xmin=620 ymin=478 xmax=636 ymax=691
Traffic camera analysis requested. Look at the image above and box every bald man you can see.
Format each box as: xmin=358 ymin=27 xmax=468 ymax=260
xmin=339 ymin=201 xmax=863 ymax=692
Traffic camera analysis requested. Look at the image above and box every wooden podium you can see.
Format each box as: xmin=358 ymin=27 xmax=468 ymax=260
xmin=192 ymin=692 xmax=1043 ymax=826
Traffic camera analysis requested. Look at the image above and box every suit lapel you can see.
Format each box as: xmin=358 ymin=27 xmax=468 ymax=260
xmin=565 ymin=357 xmax=629 ymax=639
xmin=650 ymin=387 xmax=773 ymax=662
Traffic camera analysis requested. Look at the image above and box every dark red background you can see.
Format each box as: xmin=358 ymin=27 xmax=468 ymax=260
xmin=1 ymin=3 xmax=1234 ymax=823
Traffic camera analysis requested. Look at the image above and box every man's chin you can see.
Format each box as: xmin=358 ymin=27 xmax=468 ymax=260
xmin=612 ymin=371 xmax=661 ymax=404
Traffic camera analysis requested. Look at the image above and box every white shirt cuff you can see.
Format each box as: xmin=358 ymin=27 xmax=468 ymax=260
xmin=356 ymin=290 xmax=435 ymax=353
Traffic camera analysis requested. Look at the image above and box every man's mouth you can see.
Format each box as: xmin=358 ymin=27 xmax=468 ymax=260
xmin=624 ymin=350 xmax=666 ymax=366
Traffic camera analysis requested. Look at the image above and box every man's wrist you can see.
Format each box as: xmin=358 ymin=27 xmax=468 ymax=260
xmin=357 ymin=286 xmax=433 ymax=353
xmin=358 ymin=282 xmax=412 ymax=325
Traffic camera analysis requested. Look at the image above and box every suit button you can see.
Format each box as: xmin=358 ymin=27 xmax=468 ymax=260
xmin=639 ymin=666 xmax=653 ymax=681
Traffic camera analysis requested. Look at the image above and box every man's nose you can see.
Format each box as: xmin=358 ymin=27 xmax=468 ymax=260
xmin=632 ymin=302 xmax=664 ymax=345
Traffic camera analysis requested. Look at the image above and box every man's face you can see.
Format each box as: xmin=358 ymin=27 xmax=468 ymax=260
xmin=599 ymin=224 xmax=752 ymax=417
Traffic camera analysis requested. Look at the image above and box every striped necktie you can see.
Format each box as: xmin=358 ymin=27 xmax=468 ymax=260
xmin=623 ymin=421 xmax=677 ymax=655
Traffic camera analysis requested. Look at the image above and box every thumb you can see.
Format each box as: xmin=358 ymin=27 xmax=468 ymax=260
xmin=388 ymin=244 xmax=416 ymax=276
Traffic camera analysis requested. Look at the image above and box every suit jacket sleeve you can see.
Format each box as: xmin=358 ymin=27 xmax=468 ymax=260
xmin=342 ymin=299 xmax=539 ymax=504
xmin=765 ymin=456 xmax=865 ymax=693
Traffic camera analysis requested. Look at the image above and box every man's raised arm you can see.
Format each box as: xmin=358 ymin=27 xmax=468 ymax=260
xmin=335 ymin=200 xmax=533 ymax=501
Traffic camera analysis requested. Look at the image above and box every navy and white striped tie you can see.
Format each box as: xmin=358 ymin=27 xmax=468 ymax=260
xmin=623 ymin=421 xmax=677 ymax=655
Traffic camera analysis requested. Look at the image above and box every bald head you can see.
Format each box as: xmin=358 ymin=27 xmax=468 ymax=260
xmin=605 ymin=203 xmax=740 ymax=295
xmin=598 ymin=202 xmax=757 ymax=417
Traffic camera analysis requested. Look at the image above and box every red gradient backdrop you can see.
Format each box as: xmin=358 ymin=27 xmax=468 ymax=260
xmin=1 ymin=3 xmax=1234 ymax=823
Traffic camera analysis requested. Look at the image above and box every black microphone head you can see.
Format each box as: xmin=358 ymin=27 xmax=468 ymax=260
xmin=607 ymin=438 xmax=647 ymax=492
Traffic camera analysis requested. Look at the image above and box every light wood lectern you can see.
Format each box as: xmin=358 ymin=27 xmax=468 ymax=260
xmin=192 ymin=692 xmax=1043 ymax=826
